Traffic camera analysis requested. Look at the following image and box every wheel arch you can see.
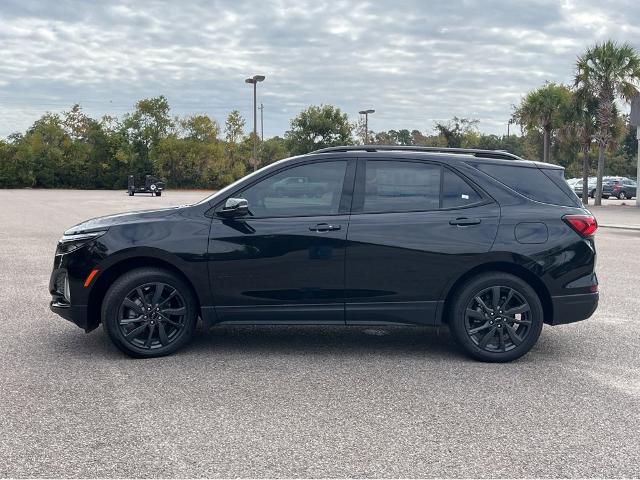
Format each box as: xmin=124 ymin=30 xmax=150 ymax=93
xmin=440 ymin=262 xmax=553 ymax=325
xmin=87 ymin=255 xmax=201 ymax=331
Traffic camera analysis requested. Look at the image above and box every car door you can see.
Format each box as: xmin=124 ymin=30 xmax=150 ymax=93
xmin=208 ymin=158 xmax=355 ymax=324
xmin=344 ymin=157 xmax=499 ymax=326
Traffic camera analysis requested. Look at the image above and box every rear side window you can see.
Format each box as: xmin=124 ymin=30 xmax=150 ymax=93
xmin=442 ymin=169 xmax=482 ymax=208
xmin=476 ymin=163 xmax=581 ymax=207
xmin=364 ymin=161 xmax=440 ymax=212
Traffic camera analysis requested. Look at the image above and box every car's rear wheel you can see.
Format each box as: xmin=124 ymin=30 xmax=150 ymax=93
xmin=619 ymin=191 xmax=627 ymax=200
xmin=448 ymin=272 xmax=543 ymax=362
xmin=102 ymin=268 xmax=198 ymax=358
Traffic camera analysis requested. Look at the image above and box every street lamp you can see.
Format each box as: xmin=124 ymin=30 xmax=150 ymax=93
xmin=245 ymin=75 xmax=266 ymax=170
xmin=359 ymin=109 xmax=375 ymax=144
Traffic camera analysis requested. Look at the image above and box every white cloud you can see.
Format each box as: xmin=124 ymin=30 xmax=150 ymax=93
xmin=0 ymin=0 xmax=639 ymax=138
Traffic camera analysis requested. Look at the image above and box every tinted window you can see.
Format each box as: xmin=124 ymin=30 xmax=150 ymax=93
xmin=442 ymin=169 xmax=481 ymax=208
xmin=239 ymin=161 xmax=347 ymax=217
xmin=364 ymin=161 xmax=440 ymax=212
xmin=476 ymin=163 xmax=581 ymax=207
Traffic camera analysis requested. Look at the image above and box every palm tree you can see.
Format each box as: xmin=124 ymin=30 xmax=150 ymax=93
xmin=513 ymin=82 xmax=573 ymax=163
xmin=562 ymin=88 xmax=598 ymax=205
xmin=575 ymin=40 xmax=640 ymax=206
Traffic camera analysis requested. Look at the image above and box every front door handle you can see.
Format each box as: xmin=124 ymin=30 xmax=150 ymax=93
xmin=309 ymin=223 xmax=341 ymax=232
xmin=449 ymin=217 xmax=481 ymax=226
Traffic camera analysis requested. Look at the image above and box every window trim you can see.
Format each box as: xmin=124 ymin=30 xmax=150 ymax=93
xmin=213 ymin=158 xmax=355 ymax=219
xmin=351 ymin=157 xmax=491 ymax=215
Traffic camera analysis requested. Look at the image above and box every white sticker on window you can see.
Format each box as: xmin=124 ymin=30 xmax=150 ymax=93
xmin=461 ymin=194 xmax=469 ymax=199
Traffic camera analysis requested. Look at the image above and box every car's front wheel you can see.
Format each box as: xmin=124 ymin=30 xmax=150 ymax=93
xmin=448 ymin=272 xmax=544 ymax=362
xmin=619 ymin=191 xmax=627 ymax=200
xmin=102 ymin=268 xmax=198 ymax=358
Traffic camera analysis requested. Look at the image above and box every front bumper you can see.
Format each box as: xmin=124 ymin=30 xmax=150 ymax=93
xmin=50 ymin=300 xmax=89 ymax=330
xmin=549 ymin=292 xmax=599 ymax=325
xmin=49 ymin=265 xmax=93 ymax=331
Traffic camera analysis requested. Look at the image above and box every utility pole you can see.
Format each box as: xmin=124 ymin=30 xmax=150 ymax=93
xmin=259 ymin=103 xmax=264 ymax=141
xmin=359 ymin=109 xmax=375 ymax=144
xmin=245 ymin=75 xmax=265 ymax=171
xmin=630 ymin=95 xmax=640 ymax=207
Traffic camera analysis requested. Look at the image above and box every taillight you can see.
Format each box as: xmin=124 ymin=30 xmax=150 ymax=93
xmin=563 ymin=214 xmax=598 ymax=237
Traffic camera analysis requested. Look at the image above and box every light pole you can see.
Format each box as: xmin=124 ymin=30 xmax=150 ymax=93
xmin=259 ymin=103 xmax=264 ymax=141
xmin=359 ymin=109 xmax=375 ymax=144
xmin=245 ymin=75 xmax=265 ymax=170
xmin=507 ymin=119 xmax=514 ymax=138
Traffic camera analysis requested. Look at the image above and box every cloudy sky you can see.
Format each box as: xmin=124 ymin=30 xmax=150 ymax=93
xmin=1 ymin=0 xmax=639 ymax=139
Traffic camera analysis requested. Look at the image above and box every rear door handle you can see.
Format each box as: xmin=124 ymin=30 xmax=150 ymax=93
xmin=449 ymin=217 xmax=481 ymax=226
xmin=309 ymin=223 xmax=341 ymax=232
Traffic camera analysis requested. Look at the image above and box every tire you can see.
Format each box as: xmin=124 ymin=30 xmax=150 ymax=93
xmin=102 ymin=267 xmax=198 ymax=358
xmin=619 ymin=191 xmax=627 ymax=200
xmin=129 ymin=191 xmax=134 ymax=196
xmin=448 ymin=272 xmax=544 ymax=362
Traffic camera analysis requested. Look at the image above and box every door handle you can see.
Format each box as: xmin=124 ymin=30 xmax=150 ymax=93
xmin=449 ymin=217 xmax=481 ymax=226
xmin=309 ymin=223 xmax=341 ymax=232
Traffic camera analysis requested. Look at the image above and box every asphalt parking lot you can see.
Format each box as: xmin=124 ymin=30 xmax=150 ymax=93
xmin=1 ymin=189 xmax=639 ymax=478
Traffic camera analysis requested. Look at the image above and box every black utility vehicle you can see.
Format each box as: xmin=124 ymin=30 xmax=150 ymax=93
xmin=50 ymin=146 xmax=598 ymax=362
xmin=127 ymin=175 xmax=165 ymax=196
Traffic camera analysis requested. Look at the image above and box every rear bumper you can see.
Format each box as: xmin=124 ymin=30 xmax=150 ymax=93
xmin=549 ymin=292 xmax=598 ymax=325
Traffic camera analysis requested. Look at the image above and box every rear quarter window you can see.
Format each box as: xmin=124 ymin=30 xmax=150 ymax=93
xmin=475 ymin=163 xmax=581 ymax=207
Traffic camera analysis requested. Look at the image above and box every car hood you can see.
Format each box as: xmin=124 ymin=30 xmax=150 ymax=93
xmin=64 ymin=206 xmax=187 ymax=235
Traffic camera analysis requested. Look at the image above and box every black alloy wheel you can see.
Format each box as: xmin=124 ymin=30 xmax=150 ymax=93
xmin=448 ymin=272 xmax=543 ymax=362
xmin=117 ymin=282 xmax=187 ymax=350
xmin=102 ymin=268 xmax=197 ymax=357
xmin=464 ymin=286 xmax=532 ymax=353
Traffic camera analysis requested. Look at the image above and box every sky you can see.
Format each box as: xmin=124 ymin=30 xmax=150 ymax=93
xmin=1 ymin=0 xmax=639 ymax=139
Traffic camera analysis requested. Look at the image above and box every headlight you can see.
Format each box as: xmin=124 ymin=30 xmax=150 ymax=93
xmin=57 ymin=230 xmax=107 ymax=254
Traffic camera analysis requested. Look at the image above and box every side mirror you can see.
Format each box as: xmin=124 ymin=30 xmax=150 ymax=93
xmin=220 ymin=197 xmax=249 ymax=218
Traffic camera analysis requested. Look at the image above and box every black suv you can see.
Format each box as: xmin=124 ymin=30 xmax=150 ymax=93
xmin=49 ymin=146 xmax=598 ymax=362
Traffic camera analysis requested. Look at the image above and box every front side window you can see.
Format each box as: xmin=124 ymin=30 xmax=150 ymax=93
xmin=238 ymin=161 xmax=347 ymax=217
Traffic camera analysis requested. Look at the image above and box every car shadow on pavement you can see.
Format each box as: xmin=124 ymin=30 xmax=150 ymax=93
xmin=46 ymin=323 xmax=472 ymax=361
xmin=186 ymin=324 xmax=465 ymax=360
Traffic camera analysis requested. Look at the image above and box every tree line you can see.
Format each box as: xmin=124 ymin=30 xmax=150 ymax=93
xmin=0 ymin=40 xmax=638 ymax=195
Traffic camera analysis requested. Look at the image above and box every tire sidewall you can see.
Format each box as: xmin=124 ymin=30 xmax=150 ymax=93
xmin=448 ymin=273 xmax=544 ymax=362
xmin=102 ymin=268 xmax=198 ymax=358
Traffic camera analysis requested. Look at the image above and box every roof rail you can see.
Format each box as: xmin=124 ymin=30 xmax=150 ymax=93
xmin=311 ymin=145 xmax=523 ymax=161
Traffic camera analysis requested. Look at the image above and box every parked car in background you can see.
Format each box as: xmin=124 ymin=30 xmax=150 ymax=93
xmin=610 ymin=178 xmax=637 ymax=199
xmin=49 ymin=146 xmax=598 ymax=363
xmin=270 ymin=176 xmax=327 ymax=197
xmin=573 ymin=178 xmax=597 ymax=198
xmin=128 ymin=175 xmax=165 ymax=196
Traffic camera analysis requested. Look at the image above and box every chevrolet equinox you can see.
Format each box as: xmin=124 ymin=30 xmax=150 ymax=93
xmin=49 ymin=146 xmax=599 ymax=362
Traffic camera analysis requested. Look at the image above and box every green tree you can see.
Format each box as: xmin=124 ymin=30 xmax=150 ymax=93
xmin=0 ymin=135 xmax=35 ymax=187
xmin=562 ymin=88 xmax=599 ymax=204
xmin=434 ymin=117 xmax=479 ymax=148
xmin=575 ymin=40 xmax=640 ymax=204
xmin=259 ymin=136 xmax=289 ymax=167
xmin=224 ymin=110 xmax=246 ymax=168
xmin=121 ymin=96 xmax=173 ymax=179
xmin=513 ymin=82 xmax=573 ymax=164
xmin=285 ymin=105 xmax=353 ymax=155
